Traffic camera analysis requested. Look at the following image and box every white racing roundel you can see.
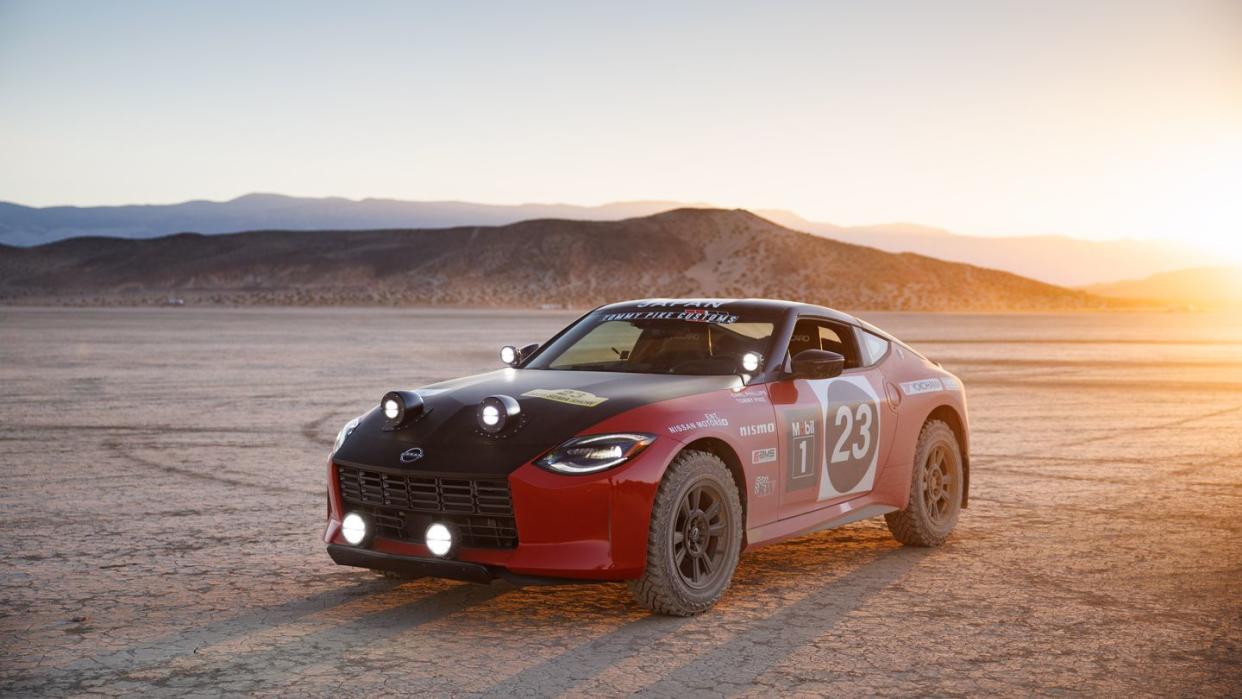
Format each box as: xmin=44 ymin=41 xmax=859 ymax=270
xmin=810 ymin=375 xmax=882 ymax=500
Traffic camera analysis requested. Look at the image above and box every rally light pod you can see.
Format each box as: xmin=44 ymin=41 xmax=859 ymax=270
xmin=740 ymin=351 xmax=763 ymax=373
xmin=381 ymin=390 xmax=425 ymax=431
xmin=476 ymin=394 xmax=521 ymax=435
xmin=499 ymin=345 xmax=518 ymax=365
xmin=500 ymin=343 xmax=540 ymax=367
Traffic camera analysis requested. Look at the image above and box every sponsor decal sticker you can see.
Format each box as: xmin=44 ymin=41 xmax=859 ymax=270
xmin=782 ymin=407 xmax=822 ymax=490
xmin=600 ymin=310 xmax=740 ymax=324
xmin=739 ymin=422 xmax=776 ymax=437
xmin=730 ymin=387 xmax=769 ymax=405
xmin=752 ymin=475 xmax=774 ymax=497
xmin=899 ymin=378 xmax=943 ymax=396
xmin=635 ymin=299 xmax=731 ymax=308
xmin=521 ymin=388 xmax=608 ymax=407
xmin=751 ymin=447 xmax=777 ymax=465
xmin=940 ymin=376 xmax=961 ymax=391
xmin=667 ymin=412 xmax=729 ymax=434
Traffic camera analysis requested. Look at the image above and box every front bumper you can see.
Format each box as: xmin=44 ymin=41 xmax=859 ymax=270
xmin=326 ymin=544 xmax=608 ymax=586
xmin=324 ymin=434 xmax=683 ymax=581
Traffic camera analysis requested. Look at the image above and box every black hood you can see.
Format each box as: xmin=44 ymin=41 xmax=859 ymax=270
xmin=333 ymin=369 xmax=741 ymax=475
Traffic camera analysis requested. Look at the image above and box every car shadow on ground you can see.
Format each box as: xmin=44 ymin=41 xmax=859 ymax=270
xmin=13 ymin=527 xmax=934 ymax=694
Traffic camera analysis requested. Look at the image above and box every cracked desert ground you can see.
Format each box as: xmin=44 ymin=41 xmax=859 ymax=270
xmin=2 ymin=306 xmax=1239 ymax=697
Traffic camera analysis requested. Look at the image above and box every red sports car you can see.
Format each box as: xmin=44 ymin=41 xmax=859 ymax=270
xmin=325 ymin=298 xmax=969 ymax=615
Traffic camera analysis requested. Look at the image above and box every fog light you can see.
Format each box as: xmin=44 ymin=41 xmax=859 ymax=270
xmin=383 ymin=399 xmax=400 ymax=420
xmin=341 ymin=512 xmax=368 ymax=546
xmin=425 ymin=523 xmax=453 ymax=557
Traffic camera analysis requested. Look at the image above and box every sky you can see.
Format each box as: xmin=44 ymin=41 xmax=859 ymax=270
xmin=1 ymin=0 xmax=1239 ymax=258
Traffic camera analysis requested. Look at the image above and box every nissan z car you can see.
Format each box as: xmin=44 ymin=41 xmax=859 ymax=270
xmin=325 ymin=298 xmax=969 ymax=616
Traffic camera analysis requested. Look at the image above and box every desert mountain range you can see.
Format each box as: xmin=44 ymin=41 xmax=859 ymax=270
xmin=0 ymin=208 xmax=1114 ymax=312
xmin=0 ymin=193 xmax=1213 ymax=287
xmin=1084 ymin=267 xmax=1242 ymax=309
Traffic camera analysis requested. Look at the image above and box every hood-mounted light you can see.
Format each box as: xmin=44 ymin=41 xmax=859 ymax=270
xmin=476 ymin=394 xmax=521 ymax=436
xmin=500 ymin=343 xmax=540 ymax=367
xmin=381 ymin=390 xmax=427 ymax=431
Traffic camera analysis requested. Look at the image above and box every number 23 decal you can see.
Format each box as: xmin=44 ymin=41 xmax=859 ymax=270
xmin=831 ymin=403 xmax=873 ymax=463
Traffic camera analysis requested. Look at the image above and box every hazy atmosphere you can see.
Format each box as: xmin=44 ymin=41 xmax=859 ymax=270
xmin=2 ymin=3 xmax=1239 ymax=697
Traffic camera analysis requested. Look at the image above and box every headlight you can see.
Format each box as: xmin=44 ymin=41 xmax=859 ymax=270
xmin=333 ymin=416 xmax=362 ymax=454
xmin=535 ymin=433 xmax=656 ymax=474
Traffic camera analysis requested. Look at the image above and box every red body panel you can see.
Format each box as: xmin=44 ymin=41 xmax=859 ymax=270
xmin=324 ymin=337 xmax=968 ymax=580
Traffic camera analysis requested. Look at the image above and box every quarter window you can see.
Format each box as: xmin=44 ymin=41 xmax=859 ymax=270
xmin=860 ymin=331 xmax=890 ymax=366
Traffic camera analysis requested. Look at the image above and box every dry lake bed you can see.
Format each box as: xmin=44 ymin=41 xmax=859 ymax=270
xmin=1 ymin=306 xmax=1239 ymax=696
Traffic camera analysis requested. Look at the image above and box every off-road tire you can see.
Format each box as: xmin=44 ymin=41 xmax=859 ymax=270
xmin=628 ymin=450 xmax=743 ymax=616
xmin=885 ymin=419 xmax=963 ymax=546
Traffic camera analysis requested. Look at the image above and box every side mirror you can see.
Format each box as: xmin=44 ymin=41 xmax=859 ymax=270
xmin=789 ymin=349 xmax=845 ymax=380
xmin=500 ymin=343 xmax=540 ymax=367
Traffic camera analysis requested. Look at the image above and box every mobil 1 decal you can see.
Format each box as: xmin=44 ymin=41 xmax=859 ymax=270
xmin=782 ymin=407 xmax=822 ymax=493
xmin=813 ymin=376 xmax=883 ymax=500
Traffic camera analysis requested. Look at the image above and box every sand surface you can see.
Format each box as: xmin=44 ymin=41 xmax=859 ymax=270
xmin=1 ymin=307 xmax=1239 ymax=696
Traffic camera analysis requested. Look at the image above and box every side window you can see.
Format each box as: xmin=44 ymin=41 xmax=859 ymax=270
xmin=788 ymin=318 xmax=863 ymax=369
xmin=859 ymin=330 xmax=890 ymax=366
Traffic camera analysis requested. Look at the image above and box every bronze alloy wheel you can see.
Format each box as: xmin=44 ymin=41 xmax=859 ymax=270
xmin=885 ymin=419 xmax=963 ymax=547
xmin=922 ymin=441 xmax=960 ymax=527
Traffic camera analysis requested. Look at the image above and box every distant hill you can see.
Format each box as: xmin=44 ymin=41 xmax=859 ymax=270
xmin=1083 ymin=267 xmax=1242 ymax=308
xmin=0 ymin=193 xmax=692 ymax=247
xmin=756 ymin=210 xmax=1213 ymax=287
xmin=0 ymin=193 xmax=1210 ymax=286
xmin=0 ymin=208 xmax=1117 ymax=311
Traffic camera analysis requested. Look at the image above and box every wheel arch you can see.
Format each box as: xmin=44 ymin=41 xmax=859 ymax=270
xmin=679 ymin=437 xmax=749 ymax=545
xmin=925 ymin=404 xmax=970 ymax=507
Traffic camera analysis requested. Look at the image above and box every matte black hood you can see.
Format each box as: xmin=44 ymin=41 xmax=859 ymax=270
xmin=333 ymin=369 xmax=741 ymax=475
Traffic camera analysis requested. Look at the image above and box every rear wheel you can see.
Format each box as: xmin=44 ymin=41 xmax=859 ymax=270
xmin=628 ymin=450 xmax=742 ymax=616
xmin=885 ymin=419 xmax=962 ymax=546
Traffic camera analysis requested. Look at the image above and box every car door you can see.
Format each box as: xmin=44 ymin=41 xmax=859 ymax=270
xmin=772 ymin=317 xmax=894 ymax=520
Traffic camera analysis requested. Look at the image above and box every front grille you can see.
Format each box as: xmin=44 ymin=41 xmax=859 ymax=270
xmin=335 ymin=463 xmax=518 ymax=549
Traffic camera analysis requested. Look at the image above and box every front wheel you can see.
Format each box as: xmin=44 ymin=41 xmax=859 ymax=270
xmin=885 ymin=419 xmax=963 ymax=546
xmin=628 ymin=450 xmax=743 ymax=616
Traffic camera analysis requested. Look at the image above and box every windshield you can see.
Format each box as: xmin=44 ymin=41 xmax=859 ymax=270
xmin=527 ymin=310 xmax=776 ymax=375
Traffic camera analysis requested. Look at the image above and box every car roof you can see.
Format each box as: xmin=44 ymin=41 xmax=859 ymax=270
xmin=597 ymin=297 xmax=862 ymax=325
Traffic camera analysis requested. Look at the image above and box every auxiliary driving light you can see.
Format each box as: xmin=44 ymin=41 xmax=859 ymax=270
xmin=380 ymin=390 xmax=425 ymax=430
xmin=425 ymin=523 xmax=453 ymax=557
xmin=341 ymin=512 xmax=369 ymax=546
xmin=476 ymin=394 xmax=521 ymax=434
xmin=499 ymin=345 xmax=518 ymax=365
xmin=741 ymin=351 xmax=763 ymax=373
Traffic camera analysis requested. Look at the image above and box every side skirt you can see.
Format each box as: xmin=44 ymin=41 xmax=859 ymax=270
xmin=745 ymin=503 xmax=897 ymax=549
